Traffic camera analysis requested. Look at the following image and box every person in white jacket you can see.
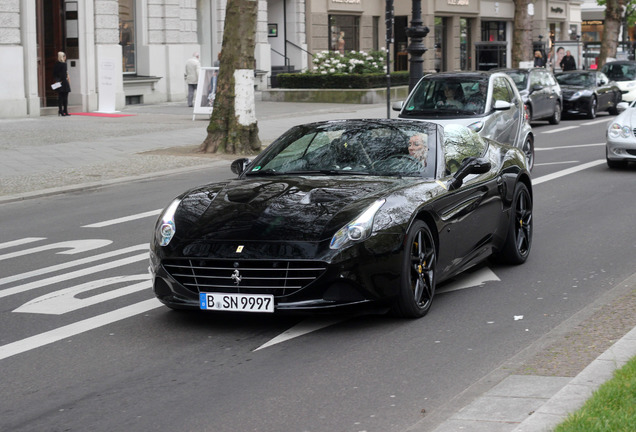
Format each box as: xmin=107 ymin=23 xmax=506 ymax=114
xmin=185 ymin=52 xmax=200 ymax=107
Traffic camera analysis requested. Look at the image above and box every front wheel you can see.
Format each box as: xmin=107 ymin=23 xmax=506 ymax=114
xmin=392 ymin=221 xmax=436 ymax=318
xmin=587 ymin=97 xmax=597 ymax=119
xmin=496 ymin=183 xmax=533 ymax=264
xmin=548 ymin=103 xmax=561 ymax=125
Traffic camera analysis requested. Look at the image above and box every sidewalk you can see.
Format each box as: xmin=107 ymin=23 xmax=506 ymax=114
xmin=2 ymin=98 xmax=636 ymax=432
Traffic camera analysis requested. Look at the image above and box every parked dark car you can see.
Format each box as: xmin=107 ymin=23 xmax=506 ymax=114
xmin=150 ymin=119 xmax=533 ymax=319
xmin=393 ymin=71 xmax=535 ymax=170
xmin=496 ymin=68 xmax=562 ymax=125
xmin=555 ymin=70 xmax=621 ymax=119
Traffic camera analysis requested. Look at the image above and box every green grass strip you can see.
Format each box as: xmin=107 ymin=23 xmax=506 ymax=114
xmin=554 ymin=355 xmax=636 ymax=432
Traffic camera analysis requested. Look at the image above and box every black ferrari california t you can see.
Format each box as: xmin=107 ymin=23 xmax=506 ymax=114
xmin=150 ymin=119 xmax=533 ymax=318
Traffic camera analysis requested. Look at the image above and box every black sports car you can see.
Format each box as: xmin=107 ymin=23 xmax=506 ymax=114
xmin=150 ymin=119 xmax=533 ymax=318
xmin=555 ymin=70 xmax=621 ymax=119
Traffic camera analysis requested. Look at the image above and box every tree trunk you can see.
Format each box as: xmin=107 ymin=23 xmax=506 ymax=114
xmin=599 ymin=0 xmax=624 ymax=68
xmin=200 ymin=0 xmax=261 ymax=154
xmin=512 ymin=0 xmax=533 ymax=67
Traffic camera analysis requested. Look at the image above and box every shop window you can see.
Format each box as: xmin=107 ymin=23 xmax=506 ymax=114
xmin=481 ymin=21 xmax=506 ymax=42
xmin=460 ymin=18 xmax=470 ymax=70
xmin=329 ymin=15 xmax=360 ymax=53
xmin=119 ymin=0 xmax=136 ymax=74
xmin=434 ymin=17 xmax=445 ymax=72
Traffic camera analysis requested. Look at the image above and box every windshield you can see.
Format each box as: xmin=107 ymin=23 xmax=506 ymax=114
xmin=401 ymin=77 xmax=489 ymax=116
xmin=601 ymin=63 xmax=636 ymax=82
xmin=245 ymin=121 xmax=438 ymax=178
xmin=506 ymin=71 xmax=529 ymax=91
xmin=556 ymin=72 xmax=594 ymax=86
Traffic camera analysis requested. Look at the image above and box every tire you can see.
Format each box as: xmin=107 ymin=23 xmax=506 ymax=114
xmin=496 ymin=183 xmax=532 ymax=265
xmin=392 ymin=220 xmax=436 ymax=319
xmin=587 ymin=97 xmax=597 ymax=119
xmin=548 ymin=103 xmax=561 ymax=125
xmin=606 ymin=148 xmax=627 ymax=168
xmin=522 ymin=135 xmax=535 ymax=171
xmin=608 ymin=95 xmax=619 ymax=116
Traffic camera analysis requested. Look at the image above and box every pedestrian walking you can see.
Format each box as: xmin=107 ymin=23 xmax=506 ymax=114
xmin=185 ymin=52 xmax=201 ymax=107
xmin=533 ymin=50 xmax=545 ymax=67
xmin=52 ymin=51 xmax=71 ymax=116
xmin=560 ymin=50 xmax=576 ymax=71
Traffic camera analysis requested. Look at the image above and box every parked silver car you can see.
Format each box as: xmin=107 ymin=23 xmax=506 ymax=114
xmin=394 ymin=71 xmax=535 ymax=170
xmin=606 ymin=100 xmax=636 ymax=168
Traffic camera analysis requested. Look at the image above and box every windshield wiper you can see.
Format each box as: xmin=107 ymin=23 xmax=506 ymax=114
xmin=286 ymin=169 xmax=371 ymax=176
xmin=244 ymin=169 xmax=280 ymax=176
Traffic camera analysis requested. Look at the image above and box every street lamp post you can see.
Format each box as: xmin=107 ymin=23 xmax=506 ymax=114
xmin=406 ymin=0 xmax=429 ymax=92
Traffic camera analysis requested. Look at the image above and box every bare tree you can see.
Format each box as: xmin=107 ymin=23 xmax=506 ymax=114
xmin=199 ymin=0 xmax=261 ymax=154
xmin=512 ymin=0 xmax=533 ymax=67
xmin=598 ymin=0 xmax=625 ymax=68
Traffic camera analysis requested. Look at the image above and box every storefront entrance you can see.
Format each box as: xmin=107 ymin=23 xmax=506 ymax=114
xmin=36 ymin=0 xmax=67 ymax=107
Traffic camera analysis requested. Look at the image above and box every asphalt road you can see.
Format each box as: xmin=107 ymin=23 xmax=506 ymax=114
xmin=1 ymin=112 xmax=635 ymax=432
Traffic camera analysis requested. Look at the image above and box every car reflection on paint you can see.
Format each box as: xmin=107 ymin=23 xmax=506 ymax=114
xmin=150 ymin=119 xmax=533 ymax=319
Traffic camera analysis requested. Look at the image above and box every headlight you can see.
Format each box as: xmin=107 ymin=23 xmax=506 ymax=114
xmin=330 ymin=199 xmax=385 ymax=249
xmin=467 ymin=121 xmax=484 ymax=133
xmin=156 ymin=199 xmax=181 ymax=246
xmin=571 ymin=90 xmax=592 ymax=99
xmin=608 ymin=123 xmax=632 ymax=139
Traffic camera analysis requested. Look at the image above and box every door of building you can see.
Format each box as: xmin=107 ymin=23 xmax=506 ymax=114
xmin=475 ymin=42 xmax=506 ymax=70
xmin=36 ymin=0 xmax=65 ymax=107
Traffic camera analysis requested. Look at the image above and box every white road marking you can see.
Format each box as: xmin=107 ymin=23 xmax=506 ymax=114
xmin=0 ymin=239 xmax=112 ymax=261
xmin=0 ymin=244 xmax=148 ymax=286
xmin=581 ymin=118 xmax=613 ymax=126
xmin=542 ymin=126 xmax=578 ymax=134
xmin=0 ymin=237 xmax=46 ymax=250
xmin=254 ymin=317 xmax=346 ymax=351
xmin=437 ymin=267 xmax=501 ymax=294
xmin=0 ymin=252 xmax=148 ymax=299
xmin=534 ymin=161 xmax=580 ymax=167
xmin=535 ymin=143 xmax=604 ymax=151
xmin=533 ymin=159 xmax=606 ymax=185
xmin=0 ymin=298 xmax=162 ymax=361
xmin=83 ymin=209 xmax=162 ymax=228
xmin=14 ymin=275 xmax=151 ymax=315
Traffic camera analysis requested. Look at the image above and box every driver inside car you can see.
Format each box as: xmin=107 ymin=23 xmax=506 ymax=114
xmin=408 ymin=133 xmax=429 ymax=166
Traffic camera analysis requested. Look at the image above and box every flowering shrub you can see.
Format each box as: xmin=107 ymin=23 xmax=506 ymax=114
xmin=311 ymin=50 xmax=387 ymax=75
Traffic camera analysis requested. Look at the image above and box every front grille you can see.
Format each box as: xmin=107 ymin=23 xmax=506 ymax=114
xmin=632 ymin=128 xmax=636 ymax=137
xmin=163 ymin=258 xmax=327 ymax=297
xmin=627 ymin=149 xmax=636 ymax=156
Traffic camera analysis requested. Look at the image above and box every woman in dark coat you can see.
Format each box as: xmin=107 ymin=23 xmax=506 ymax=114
xmin=53 ymin=51 xmax=71 ymax=116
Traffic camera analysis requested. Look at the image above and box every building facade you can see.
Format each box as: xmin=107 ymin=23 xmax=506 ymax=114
xmin=1 ymin=0 xmax=582 ymax=118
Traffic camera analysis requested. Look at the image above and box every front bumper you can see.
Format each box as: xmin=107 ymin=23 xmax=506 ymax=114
xmin=150 ymin=234 xmax=405 ymax=314
xmin=606 ymin=138 xmax=636 ymax=162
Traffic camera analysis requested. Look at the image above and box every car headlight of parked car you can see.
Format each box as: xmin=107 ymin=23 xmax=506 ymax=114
xmin=608 ymin=122 xmax=632 ymax=139
xmin=330 ymin=199 xmax=385 ymax=250
xmin=156 ymin=199 xmax=181 ymax=246
xmin=570 ymin=90 xmax=593 ymax=99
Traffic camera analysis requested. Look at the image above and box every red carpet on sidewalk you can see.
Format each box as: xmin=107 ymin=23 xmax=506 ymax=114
xmin=71 ymin=112 xmax=136 ymax=118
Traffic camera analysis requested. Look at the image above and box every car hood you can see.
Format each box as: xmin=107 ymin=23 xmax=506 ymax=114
xmin=172 ymin=176 xmax=417 ymax=243
xmin=615 ymin=107 xmax=636 ymax=127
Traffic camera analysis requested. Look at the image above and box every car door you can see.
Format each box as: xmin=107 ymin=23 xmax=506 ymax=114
xmin=491 ymin=76 xmax=521 ymax=145
xmin=433 ymin=144 xmax=503 ymax=276
xmin=528 ymin=70 xmax=548 ymax=118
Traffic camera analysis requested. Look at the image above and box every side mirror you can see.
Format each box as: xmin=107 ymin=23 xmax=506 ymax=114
xmin=494 ymin=100 xmax=512 ymax=111
xmin=231 ymin=158 xmax=251 ymax=175
xmin=449 ymin=157 xmax=492 ymax=190
xmin=531 ymin=84 xmax=543 ymax=92
xmin=392 ymin=101 xmax=404 ymax=111
xmin=617 ymin=101 xmax=629 ymax=113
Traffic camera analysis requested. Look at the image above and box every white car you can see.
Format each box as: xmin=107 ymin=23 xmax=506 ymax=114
xmin=606 ymin=100 xmax=636 ymax=168
xmin=393 ymin=71 xmax=535 ymax=170
xmin=601 ymin=61 xmax=636 ymax=102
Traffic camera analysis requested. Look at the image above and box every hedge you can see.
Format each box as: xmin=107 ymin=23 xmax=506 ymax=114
xmin=275 ymin=71 xmax=410 ymax=89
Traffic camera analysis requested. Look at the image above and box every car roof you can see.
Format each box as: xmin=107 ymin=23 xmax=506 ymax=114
xmin=602 ymin=61 xmax=636 ymax=66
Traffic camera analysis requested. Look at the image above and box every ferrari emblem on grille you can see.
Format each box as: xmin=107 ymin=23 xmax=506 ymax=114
xmin=231 ymin=269 xmax=242 ymax=285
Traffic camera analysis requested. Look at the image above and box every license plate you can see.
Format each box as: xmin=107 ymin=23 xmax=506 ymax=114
xmin=199 ymin=292 xmax=274 ymax=313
